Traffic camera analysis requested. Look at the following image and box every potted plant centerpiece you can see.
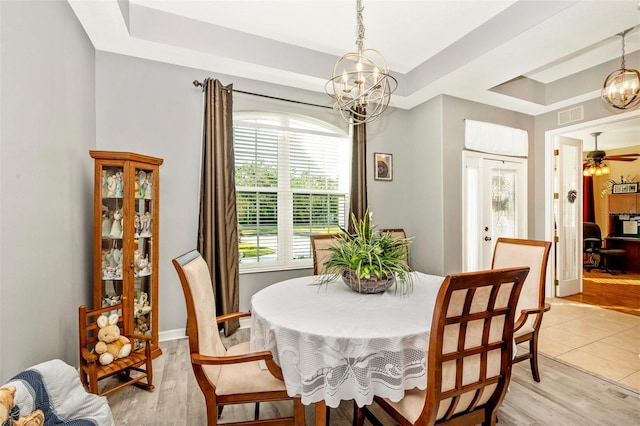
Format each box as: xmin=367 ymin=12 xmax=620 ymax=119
xmin=318 ymin=210 xmax=413 ymax=294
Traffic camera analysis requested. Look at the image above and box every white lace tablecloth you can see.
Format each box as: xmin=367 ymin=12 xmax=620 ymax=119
xmin=249 ymin=272 xmax=444 ymax=408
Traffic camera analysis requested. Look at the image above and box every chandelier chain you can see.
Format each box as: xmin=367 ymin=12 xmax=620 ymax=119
xmin=356 ymin=0 xmax=365 ymax=54
xmin=620 ymin=32 xmax=626 ymax=69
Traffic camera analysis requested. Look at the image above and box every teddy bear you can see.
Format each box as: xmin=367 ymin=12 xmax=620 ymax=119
xmin=94 ymin=313 xmax=132 ymax=366
xmin=0 ymin=386 xmax=45 ymax=426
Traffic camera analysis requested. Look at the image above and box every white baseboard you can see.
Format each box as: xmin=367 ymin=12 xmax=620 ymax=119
xmin=158 ymin=328 xmax=186 ymax=342
xmin=158 ymin=319 xmax=250 ymax=343
xmin=239 ymin=317 xmax=251 ymax=329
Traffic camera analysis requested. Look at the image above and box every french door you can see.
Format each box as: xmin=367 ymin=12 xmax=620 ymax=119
xmin=463 ymin=151 xmax=527 ymax=271
xmin=554 ymin=136 xmax=583 ymax=297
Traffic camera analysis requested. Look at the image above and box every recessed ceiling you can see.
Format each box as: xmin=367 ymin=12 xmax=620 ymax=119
xmin=68 ymin=0 xmax=639 ymax=118
xmin=563 ymin=116 xmax=640 ymax=151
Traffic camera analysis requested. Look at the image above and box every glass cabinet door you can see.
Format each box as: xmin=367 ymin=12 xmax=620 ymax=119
xmin=132 ymin=167 xmax=154 ymax=345
xmin=100 ymin=165 xmax=125 ymax=307
xmin=91 ymin=150 xmax=163 ymax=358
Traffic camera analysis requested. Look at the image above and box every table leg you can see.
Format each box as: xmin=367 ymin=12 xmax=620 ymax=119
xmin=314 ymin=400 xmax=326 ymax=426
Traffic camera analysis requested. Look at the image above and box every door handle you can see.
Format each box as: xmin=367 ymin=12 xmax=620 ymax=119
xmin=484 ymin=236 xmax=492 ymax=241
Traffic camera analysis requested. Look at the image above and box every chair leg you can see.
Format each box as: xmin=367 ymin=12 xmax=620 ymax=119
xmin=293 ymin=398 xmax=305 ymax=426
xmin=529 ymin=333 xmax=541 ymax=382
xmin=353 ymin=402 xmax=383 ymax=426
xmin=217 ymin=405 xmax=223 ymax=420
xmin=353 ymin=402 xmax=365 ymax=426
xmin=254 ymin=402 xmax=260 ymax=420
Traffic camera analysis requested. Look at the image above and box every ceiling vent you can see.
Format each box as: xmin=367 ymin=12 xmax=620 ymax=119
xmin=557 ymin=106 xmax=584 ymax=125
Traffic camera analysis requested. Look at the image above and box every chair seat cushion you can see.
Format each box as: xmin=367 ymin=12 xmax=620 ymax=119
xmin=380 ymin=388 xmax=426 ymax=424
xmin=214 ymin=341 xmax=288 ymax=396
xmin=514 ymin=324 xmax=535 ymax=339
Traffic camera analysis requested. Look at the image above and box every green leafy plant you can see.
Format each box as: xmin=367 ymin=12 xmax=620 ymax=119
xmin=317 ymin=209 xmax=413 ymax=293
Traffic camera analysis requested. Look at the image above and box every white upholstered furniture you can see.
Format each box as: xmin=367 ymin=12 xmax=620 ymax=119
xmin=491 ymin=237 xmax=552 ymax=382
xmin=355 ymin=267 xmax=529 ymax=426
xmin=310 ymin=234 xmax=341 ymax=275
xmin=172 ymin=249 xmax=305 ymax=426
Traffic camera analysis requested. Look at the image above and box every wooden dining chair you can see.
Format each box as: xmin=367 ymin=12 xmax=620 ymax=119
xmin=379 ymin=228 xmax=410 ymax=269
xmin=355 ymin=266 xmax=529 ymax=426
xmin=310 ymin=234 xmax=341 ymax=275
xmin=491 ymin=237 xmax=552 ymax=382
xmin=78 ymin=298 xmax=154 ymax=396
xmin=172 ymin=249 xmax=305 ymax=426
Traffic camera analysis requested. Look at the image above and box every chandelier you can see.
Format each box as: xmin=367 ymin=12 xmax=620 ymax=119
xmin=583 ymin=132 xmax=610 ymax=177
xmin=601 ymin=28 xmax=640 ymax=111
xmin=325 ymin=0 xmax=397 ymax=124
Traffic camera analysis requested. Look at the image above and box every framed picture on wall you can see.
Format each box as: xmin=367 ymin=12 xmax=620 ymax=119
xmin=612 ymin=182 xmax=638 ymax=194
xmin=374 ymin=153 xmax=393 ymax=181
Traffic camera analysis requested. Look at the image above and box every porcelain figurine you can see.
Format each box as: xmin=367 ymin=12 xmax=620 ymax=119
xmin=109 ymin=209 xmax=123 ymax=239
xmin=143 ymin=172 xmax=153 ymax=199
xmin=102 ymin=212 xmax=112 ymax=237
xmin=114 ymin=171 xmax=123 ymax=198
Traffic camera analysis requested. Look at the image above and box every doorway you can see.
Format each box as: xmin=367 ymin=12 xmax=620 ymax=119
xmin=545 ymin=110 xmax=640 ymax=300
xmin=462 ymin=151 xmax=527 ymax=272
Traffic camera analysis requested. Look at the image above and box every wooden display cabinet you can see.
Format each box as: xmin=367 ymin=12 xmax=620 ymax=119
xmin=608 ymin=193 xmax=639 ymax=214
xmin=90 ymin=151 xmax=163 ymax=359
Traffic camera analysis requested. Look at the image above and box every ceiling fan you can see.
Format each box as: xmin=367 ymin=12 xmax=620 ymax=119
xmin=584 ymin=132 xmax=640 ymax=167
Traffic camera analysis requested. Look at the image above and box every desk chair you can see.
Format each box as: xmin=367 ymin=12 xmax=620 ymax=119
xmin=583 ymin=222 xmax=626 ymax=275
xmin=354 ymin=266 xmax=529 ymax=426
xmin=172 ymin=250 xmax=305 ymax=426
xmin=492 ymin=238 xmax=551 ymax=382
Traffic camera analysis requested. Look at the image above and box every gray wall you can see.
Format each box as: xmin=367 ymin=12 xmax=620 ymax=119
xmin=0 ymin=0 xmax=95 ymax=382
xmin=532 ymin=97 xmax=632 ymax=239
xmin=95 ymin=52 xmax=351 ymax=329
xmin=441 ymin=96 xmax=535 ymax=274
xmin=0 ymin=2 xmax=625 ymax=379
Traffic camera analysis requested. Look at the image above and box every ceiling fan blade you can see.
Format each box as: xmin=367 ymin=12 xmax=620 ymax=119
xmin=605 ymin=157 xmax=638 ymax=162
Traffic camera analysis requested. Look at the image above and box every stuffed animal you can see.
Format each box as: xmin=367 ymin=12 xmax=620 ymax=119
xmin=0 ymin=386 xmax=45 ymax=426
xmin=94 ymin=313 xmax=132 ymax=366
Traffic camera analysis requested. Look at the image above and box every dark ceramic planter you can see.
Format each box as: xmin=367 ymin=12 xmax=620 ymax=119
xmin=342 ymin=269 xmax=395 ymax=294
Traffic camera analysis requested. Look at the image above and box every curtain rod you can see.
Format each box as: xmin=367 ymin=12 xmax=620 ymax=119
xmin=193 ymin=80 xmax=333 ymax=110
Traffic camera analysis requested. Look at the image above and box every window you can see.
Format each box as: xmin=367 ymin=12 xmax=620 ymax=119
xmin=234 ymin=112 xmax=350 ymax=272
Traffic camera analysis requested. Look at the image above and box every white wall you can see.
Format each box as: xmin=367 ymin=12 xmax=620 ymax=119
xmin=0 ymin=0 xmax=95 ymax=382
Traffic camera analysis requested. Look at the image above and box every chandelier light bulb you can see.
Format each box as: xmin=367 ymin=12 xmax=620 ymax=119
xmin=601 ymin=29 xmax=640 ymax=110
xmin=325 ymin=0 xmax=398 ymax=124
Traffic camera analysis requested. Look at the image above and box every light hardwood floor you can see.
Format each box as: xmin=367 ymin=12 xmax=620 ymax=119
xmin=107 ymin=329 xmax=640 ymax=425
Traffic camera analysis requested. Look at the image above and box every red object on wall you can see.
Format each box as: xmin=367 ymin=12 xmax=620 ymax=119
xmin=583 ymin=175 xmax=595 ymax=223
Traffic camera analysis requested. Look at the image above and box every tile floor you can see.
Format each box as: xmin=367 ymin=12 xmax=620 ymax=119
xmin=536 ymin=297 xmax=640 ymax=391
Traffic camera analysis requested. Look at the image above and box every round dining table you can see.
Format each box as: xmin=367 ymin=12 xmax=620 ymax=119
xmin=249 ymin=271 xmax=444 ymax=419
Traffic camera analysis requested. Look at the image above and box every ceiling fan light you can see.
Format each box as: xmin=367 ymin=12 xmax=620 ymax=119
xmin=601 ymin=164 xmax=611 ymax=175
xmin=583 ymin=168 xmax=590 ymax=177
xmin=588 ymin=165 xmax=597 ymax=175
xmin=594 ymin=167 xmax=603 ymax=176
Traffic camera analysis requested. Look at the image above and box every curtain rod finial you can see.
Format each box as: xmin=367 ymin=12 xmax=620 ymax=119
xmin=193 ymin=80 xmax=202 ymax=87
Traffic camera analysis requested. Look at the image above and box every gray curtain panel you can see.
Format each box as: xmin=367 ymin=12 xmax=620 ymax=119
xmin=197 ymin=78 xmax=240 ymax=336
xmin=349 ymin=107 xmax=368 ymax=233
